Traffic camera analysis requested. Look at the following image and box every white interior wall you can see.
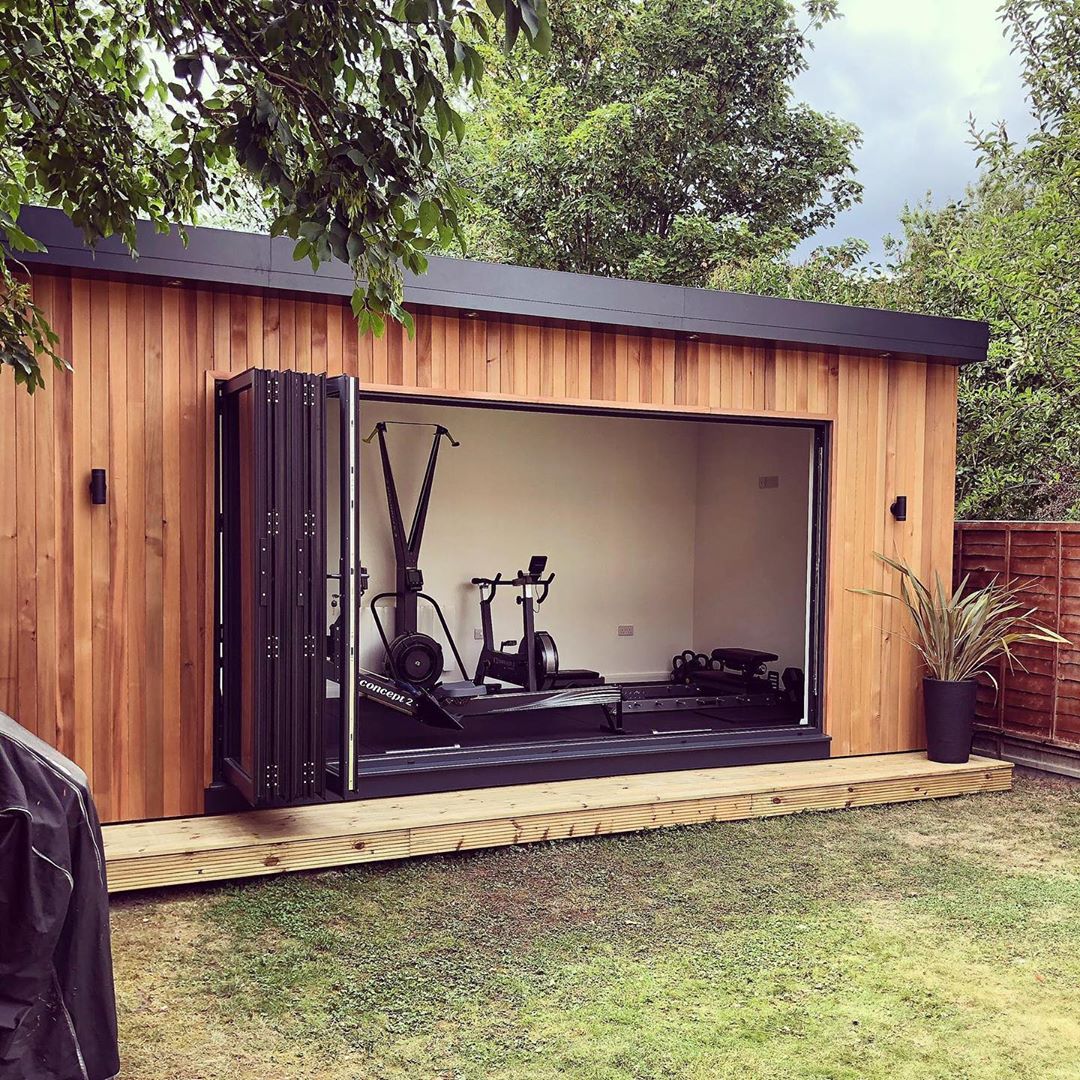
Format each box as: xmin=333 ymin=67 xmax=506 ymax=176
xmin=692 ymin=424 xmax=813 ymax=674
xmin=335 ymin=400 xmax=813 ymax=683
xmin=356 ymin=402 xmax=700 ymax=681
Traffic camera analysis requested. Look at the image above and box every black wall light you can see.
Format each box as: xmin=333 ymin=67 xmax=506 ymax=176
xmin=890 ymin=495 xmax=907 ymax=522
xmin=89 ymin=468 xmax=107 ymax=505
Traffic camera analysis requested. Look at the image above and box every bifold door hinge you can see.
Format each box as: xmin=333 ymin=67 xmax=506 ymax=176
xmin=265 ymin=635 xmax=280 ymax=660
xmin=264 ymin=762 xmax=280 ymax=793
xmin=267 ymin=508 xmax=280 ymax=536
xmin=302 ymin=634 xmax=317 ymax=659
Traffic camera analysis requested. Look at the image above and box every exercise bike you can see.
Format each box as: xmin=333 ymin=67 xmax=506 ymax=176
xmin=472 ymin=556 xmax=560 ymax=691
xmin=472 ymin=556 xmax=605 ymax=692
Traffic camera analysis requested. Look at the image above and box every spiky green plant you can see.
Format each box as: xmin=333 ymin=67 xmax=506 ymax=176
xmin=853 ymin=553 xmax=1069 ymax=683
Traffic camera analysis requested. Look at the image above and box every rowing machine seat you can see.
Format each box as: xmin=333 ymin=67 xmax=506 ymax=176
xmin=438 ymin=680 xmax=490 ymax=698
xmin=549 ymin=669 xmax=605 ymax=689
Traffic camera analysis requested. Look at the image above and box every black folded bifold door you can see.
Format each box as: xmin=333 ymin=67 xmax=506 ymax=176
xmin=218 ymin=368 xmax=326 ymax=806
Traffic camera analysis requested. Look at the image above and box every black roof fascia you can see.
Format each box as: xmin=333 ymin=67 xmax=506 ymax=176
xmin=14 ymin=206 xmax=988 ymax=365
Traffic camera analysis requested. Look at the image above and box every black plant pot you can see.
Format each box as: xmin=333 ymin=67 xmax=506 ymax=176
xmin=923 ymin=678 xmax=977 ymax=763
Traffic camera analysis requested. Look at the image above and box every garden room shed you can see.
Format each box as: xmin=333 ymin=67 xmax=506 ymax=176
xmin=0 ymin=206 xmax=1010 ymax=890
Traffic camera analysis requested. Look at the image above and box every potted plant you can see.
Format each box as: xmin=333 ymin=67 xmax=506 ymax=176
xmin=855 ymin=554 xmax=1068 ymax=763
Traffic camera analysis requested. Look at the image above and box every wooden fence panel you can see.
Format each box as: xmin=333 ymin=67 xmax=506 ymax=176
xmin=954 ymin=521 xmax=1080 ymax=754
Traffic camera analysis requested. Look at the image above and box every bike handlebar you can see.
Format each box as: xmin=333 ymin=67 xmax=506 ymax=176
xmin=470 ymin=570 xmax=555 ymax=603
xmin=512 ymin=570 xmax=555 ymax=588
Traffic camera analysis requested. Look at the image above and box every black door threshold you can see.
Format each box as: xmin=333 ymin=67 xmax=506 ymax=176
xmin=352 ymin=728 xmax=830 ymax=799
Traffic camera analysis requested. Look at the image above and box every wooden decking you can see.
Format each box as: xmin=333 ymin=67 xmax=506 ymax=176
xmin=103 ymin=753 xmax=1013 ymax=893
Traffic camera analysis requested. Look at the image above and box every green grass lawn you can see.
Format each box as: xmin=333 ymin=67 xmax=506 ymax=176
xmin=111 ymin=770 xmax=1080 ymax=1080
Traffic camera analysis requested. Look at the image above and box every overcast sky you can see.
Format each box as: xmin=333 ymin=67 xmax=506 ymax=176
xmin=792 ymin=0 xmax=1036 ymax=260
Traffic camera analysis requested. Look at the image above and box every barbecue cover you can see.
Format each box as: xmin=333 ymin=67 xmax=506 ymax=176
xmin=0 ymin=713 xmax=119 ymax=1080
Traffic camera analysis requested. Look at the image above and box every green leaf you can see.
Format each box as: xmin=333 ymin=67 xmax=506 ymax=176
xmin=418 ymin=199 xmax=439 ymax=236
xmin=503 ymin=2 xmax=521 ymax=49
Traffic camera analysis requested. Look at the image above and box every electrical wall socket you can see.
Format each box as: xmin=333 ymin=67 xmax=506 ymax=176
xmin=473 ymin=628 xmax=484 ymax=640
xmin=758 ymin=475 xmax=780 ymax=489
xmin=617 ymin=625 xmax=634 ymax=637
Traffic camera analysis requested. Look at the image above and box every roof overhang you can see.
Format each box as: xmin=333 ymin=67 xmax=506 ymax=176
xmin=14 ymin=206 xmax=989 ymax=365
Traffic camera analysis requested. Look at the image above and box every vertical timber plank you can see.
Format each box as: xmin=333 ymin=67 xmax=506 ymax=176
xmin=552 ymin=325 xmax=568 ymax=400
xmin=485 ymin=318 xmax=500 ymax=395
xmin=311 ymin=301 xmax=328 ymax=375
xmin=161 ymin=287 xmax=182 ymax=816
xmin=0 ymin=315 xmax=14 ymax=717
xmin=34 ymin=276 xmax=58 ymax=754
xmin=50 ymin=277 xmax=75 ymax=762
xmin=70 ymin=278 xmax=93 ymax=780
xmin=179 ymin=289 xmax=204 ymax=815
xmin=123 ymin=284 xmax=146 ymax=818
xmin=263 ymin=296 xmax=281 ymax=372
xmin=247 ymin=294 xmax=264 ymax=370
xmin=89 ymin=279 xmax=112 ymax=815
xmin=386 ymin=318 xmax=402 ymax=385
xmin=107 ymin=281 xmax=130 ymax=818
xmin=279 ymin=299 xmax=296 ymax=374
xmin=295 ymin=301 xmax=312 ymax=374
xmin=15 ymin=290 xmax=38 ymax=737
xmin=428 ymin=315 xmax=444 ymax=390
xmin=343 ymin=304 xmax=360 ymax=379
xmin=143 ymin=285 xmax=165 ymax=818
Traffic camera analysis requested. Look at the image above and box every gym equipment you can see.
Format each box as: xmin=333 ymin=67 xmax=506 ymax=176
xmin=365 ymin=421 xmax=472 ymax=692
xmin=357 ymin=667 xmax=464 ymax=730
xmin=782 ymin=667 xmax=806 ymax=716
xmin=359 ymin=422 xmax=616 ymax=731
xmin=672 ymin=647 xmax=780 ymax=695
xmin=471 ymin=554 xmax=605 ymax=692
xmin=472 ymin=555 xmax=560 ymax=691
xmin=701 ymin=648 xmax=780 ymax=693
xmin=671 ymin=651 xmax=711 ymax=682
xmin=356 ymin=419 xmax=799 ymax=747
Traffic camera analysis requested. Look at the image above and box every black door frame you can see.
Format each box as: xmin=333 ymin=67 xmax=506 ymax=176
xmin=354 ymin=390 xmax=831 ymax=773
xmin=211 ymin=379 xmax=831 ymax=809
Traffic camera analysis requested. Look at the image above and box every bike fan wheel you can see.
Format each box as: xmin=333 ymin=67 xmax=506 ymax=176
xmin=526 ymin=631 xmax=560 ymax=690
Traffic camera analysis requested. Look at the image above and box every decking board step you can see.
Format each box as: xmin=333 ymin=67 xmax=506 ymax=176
xmin=103 ymin=752 xmax=1013 ymax=892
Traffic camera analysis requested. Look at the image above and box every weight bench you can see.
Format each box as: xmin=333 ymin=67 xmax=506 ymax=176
xmin=693 ymin=648 xmax=778 ymax=694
